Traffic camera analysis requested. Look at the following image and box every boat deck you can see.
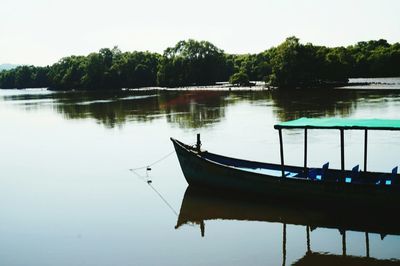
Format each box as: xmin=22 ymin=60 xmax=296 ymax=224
xmin=233 ymin=166 xmax=299 ymax=178
xmin=201 ymin=150 xmax=396 ymax=186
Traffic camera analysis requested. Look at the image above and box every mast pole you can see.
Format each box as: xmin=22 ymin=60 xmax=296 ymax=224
xmin=279 ymin=129 xmax=285 ymax=178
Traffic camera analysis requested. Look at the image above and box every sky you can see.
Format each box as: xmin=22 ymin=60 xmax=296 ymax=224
xmin=1 ymin=0 xmax=399 ymax=66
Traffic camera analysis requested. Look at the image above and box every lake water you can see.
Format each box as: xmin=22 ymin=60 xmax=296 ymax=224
xmin=1 ymin=80 xmax=400 ymax=265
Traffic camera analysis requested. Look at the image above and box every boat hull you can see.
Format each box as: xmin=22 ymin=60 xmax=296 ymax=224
xmin=171 ymin=138 xmax=400 ymax=207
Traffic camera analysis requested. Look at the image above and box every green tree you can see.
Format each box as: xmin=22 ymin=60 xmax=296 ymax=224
xmin=15 ymin=66 xmax=34 ymax=88
xmin=1 ymin=38 xmax=400 ymax=90
xmin=0 ymin=70 xmax=16 ymax=88
xmin=267 ymin=37 xmax=348 ymax=88
xmin=157 ymin=39 xmax=228 ymax=87
xmin=268 ymin=36 xmax=307 ymax=87
xmin=229 ymin=71 xmax=250 ymax=86
xmin=110 ymin=51 xmax=160 ymax=88
xmin=49 ymin=56 xmax=86 ymax=89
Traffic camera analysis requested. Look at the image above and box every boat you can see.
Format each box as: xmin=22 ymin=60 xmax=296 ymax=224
xmin=176 ymin=187 xmax=400 ymax=265
xmin=171 ymin=118 xmax=400 ymax=207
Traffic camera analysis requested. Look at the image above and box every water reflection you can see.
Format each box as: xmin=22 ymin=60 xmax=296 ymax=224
xmin=55 ymin=91 xmax=162 ymax=127
xmin=272 ymin=89 xmax=400 ymax=121
xmin=176 ymin=187 xmax=400 ymax=265
xmin=1 ymin=90 xmax=229 ymax=128
xmin=2 ymin=88 xmax=400 ymax=129
xmin=293 ymin=251 xmax=400 ymax=265
xmin=271 ymin=89 xmax=358 ymax=121
xmin=161 ymin=91 xmax=227 ymax=128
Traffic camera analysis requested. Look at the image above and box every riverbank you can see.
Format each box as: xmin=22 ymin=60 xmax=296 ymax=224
xmin=2 ymin=77 xmax=400 ymax=92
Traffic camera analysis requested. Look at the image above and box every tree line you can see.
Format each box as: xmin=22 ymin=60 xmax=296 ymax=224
xmin=1 ymin=37 xmax=399 ymax=90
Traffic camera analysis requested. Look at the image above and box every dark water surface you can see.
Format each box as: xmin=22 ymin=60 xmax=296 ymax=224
xmin=1 ymin=84 xmax=400 ymax=265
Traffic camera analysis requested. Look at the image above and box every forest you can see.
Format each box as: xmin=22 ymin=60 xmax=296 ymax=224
xmin=1 ymin=37 xmax=399 ymax=90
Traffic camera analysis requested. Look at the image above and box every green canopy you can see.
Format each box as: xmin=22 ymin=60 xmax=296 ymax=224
xmin=274 ymin=117 xmax=400 ymax=130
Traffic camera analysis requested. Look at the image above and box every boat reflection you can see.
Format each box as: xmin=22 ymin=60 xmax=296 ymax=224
xmin=176 ymin=186 xmax=400 ymax=265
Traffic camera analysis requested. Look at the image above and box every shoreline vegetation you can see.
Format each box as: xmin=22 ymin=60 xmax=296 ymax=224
xmin=0 ymin=37 xmax=399 ymax=91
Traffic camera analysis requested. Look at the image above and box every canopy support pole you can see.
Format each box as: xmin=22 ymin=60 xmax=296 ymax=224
xmin=282 ymin=223 xmax=287 ymax=266
xmin=279 ymin=129 xmax=285 ymax=178
xmin=304 ymin=129 xmax=308 ymax=177
xmin=342 ymin=230 xmax=347 ymax=256
xmin=365 ymin=232 xmax=370 ymax=258
xmin=306 ymin=225 xmax=311 ymax=254
xmin=364 ymin=129 xmax=368 ymax=172
xmin=196 ymin=133 xmax=201 ymax=153
xmin=340 ymin=129 xmax=345 ymax=172
xmin=200 ymin=221 xmax=205 ymax=237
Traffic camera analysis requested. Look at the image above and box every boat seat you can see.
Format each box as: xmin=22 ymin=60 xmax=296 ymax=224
xmin=308 ymin=162 xmax=329 ymax=181
xmin=344 ymin=165 xmax=360 ymax=183
xmin=376 ymin=166 xmax=397 ymax=186
xmin=390 ymin=166 xmax=398 ymax=185
xmin=285 ymin=171 xmax=299 ymax=178
xmin=385 ymin=166 xmax=397 ymax=186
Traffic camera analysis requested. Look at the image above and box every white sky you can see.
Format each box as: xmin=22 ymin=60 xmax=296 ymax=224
xmin=1 ymin=0 xmax=399 ymax=66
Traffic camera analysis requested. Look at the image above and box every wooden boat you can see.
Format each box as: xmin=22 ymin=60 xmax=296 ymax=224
xmin=171 ymin=118 xmax=400 ymax=206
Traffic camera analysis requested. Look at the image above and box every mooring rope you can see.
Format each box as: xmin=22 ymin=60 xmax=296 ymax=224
xmin=129 ymin=150 xmax=175 ymax=171
xmin=129 ymin=150 xmax=179 ymax=217
xmin=130 ymin=168 xmax=179 ymax=217
xmin=128 ymin=147 xmax=203 ymax=225
xmin=147 ymin=182 xmax=179 ymax=216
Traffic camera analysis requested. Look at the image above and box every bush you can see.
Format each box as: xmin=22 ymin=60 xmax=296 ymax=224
xmin=229 ymin=72 xmax=250 ymax=86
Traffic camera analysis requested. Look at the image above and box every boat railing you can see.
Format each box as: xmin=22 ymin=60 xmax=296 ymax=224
xmin=274 ymin=118 xmax=400 ymax=186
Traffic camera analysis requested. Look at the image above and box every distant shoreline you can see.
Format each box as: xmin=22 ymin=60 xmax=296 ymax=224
xmin=2 ymin=77 xmax=400 ymax=92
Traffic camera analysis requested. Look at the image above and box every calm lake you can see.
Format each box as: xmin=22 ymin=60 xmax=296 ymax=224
xmin=1 ymin=79 xmax=400 ymax=265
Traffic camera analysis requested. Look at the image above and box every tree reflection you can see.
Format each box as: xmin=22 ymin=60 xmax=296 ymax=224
xmin=270 ymin=89 xmax=358 ymax=121
xmin=162 ymin=91 xmax=228 ymax=128
xmin=2 ymin=89 xmax=399 ymax=128
xmin=55 ymin=91 xmax=162 ymax=128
